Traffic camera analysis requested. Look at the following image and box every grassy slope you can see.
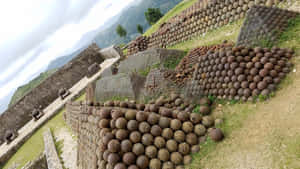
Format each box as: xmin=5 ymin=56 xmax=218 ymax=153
xmin=144 ymin=0 xmax=198 ymax=36
xmin=183 ymin=13 xmax=300 ymax=169
xmin=2 ymin=94 xmax=86 ymax=169
xmin=9 ymin=69 xmax=57 ymax=107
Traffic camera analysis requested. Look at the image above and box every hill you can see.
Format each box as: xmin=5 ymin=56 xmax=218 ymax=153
xmin=8 ymin=69 xmax=57 ymax=107
xmin=94 ymin=0 xmax=182 ymax=48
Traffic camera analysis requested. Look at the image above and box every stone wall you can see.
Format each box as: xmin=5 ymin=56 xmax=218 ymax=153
xmin=21 ymin=154 xmax=48 ymax=169
xmin=43 ymin=128 xmax=63 ymax=169
xmin=0 ymin=43 xmax=104 ymax=143
xmin=65 ymin=102 xmax=99 ymax=169
xmin=127 ymin=0 xmax=273 ymax=56
xmin=237 ymin=5 xmax=299 ymax=46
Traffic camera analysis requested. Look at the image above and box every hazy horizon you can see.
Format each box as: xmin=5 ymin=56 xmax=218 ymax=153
xmin=0 ymin=0 xmax=135 ymax=113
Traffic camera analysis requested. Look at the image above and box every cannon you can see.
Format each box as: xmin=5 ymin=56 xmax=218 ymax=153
xmin=31 ymin=108 xmax=44 ymax=121
xmin=58 ymin=88 xmax=71 ymax=100
xmin=5 ymin=130 xmax=18 ymax=144
xmin=87 ymin=63 xmax=100 ymax=78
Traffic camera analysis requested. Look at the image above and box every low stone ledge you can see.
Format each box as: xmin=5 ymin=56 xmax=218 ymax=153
xmin=43 ymin=128 xmax=63 ymax=169
xmin=21 ymin=153 xmax=47 ymax=169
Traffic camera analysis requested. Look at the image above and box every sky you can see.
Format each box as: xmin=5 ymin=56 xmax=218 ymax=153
xmin=0 ymin=0 xmax=135 ymax=113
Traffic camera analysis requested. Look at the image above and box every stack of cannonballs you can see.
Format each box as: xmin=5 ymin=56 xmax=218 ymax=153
xmin=127 ymin=36 xmax=150 ymax=56
xmin=193 ymin=46 xmax=294 ymax=101
xmin=98 ymin=95 xmax=223 ymax=169
xmin=171 ymin=42 xmax=234 ymax=85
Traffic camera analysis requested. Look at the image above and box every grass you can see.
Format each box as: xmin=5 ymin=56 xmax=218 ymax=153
xmin=2 ymin=93 xmax=86 ymax=169
xmin=9 ymin=69 xmax=57 ymax=107
xmin=144 ymin=0 xmax=198 ymax=36
xmin=2 ymin=109 xmax=67 ymax=169
xmin=54 ymin=137 xmax=66 ymax=169
xmin=187 ymin=102 xmax=256 ymax=169
xmin=169 ymin=19 xmax=244 ymax=51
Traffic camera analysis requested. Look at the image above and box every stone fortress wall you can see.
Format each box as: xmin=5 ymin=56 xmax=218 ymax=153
xmin=237 ymin=5 xmax=299 ymax=46
xmin=0 ymin=44 xmax=104 ymax=144
xmin=127 ymin=0 xmax=291 ymax=56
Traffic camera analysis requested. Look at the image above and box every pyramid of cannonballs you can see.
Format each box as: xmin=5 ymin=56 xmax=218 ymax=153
xmin=171 ymin=42 xmax=234 ymax=85
xmin=188 ymin=45 xmax=294 ymax=101
xmin=237 ymin=5 xmax=299 ymax=46
xmin=97 ymin=95 xmax=223 ymax=169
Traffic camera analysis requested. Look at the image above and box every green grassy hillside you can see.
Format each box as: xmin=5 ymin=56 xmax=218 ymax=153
xmin=144 ymin=0 xmax=198 ymax=36
xmin=9 ymin=69 xmax=57 ymax=107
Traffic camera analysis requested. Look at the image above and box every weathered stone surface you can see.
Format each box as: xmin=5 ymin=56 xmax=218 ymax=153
xmin=43 ymin=128 xmax=63 ymax=169
xmin=237 ymin=5 xmax=299 ymax=46
xmin=21 ymin=154 xmax=48 ymax=169
xmin=0 ymin=43 xmax=104 ymax=143
xmin=95 ymin=73 xmax=146 ymax=101
xmin=118 ymin=48 xmax=185 ymax=74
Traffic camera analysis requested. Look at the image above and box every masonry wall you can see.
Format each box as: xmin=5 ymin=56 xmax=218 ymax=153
xmin=237 ymin=5 xmax=299 ymax=46
xmin=65 ymin=102 xmax=100 ymax=169
xmin=0 ymin=44 xmax=104 ymax=144
xmin=127 ymin=0 xmax=272 ymax=56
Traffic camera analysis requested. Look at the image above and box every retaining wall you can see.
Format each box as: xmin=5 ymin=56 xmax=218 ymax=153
xmin=237 ymin=5 xmax=299 ymax=46
xmin=43 ymin=128 xmax=63 ymax=169
xmin=127 ymin=0 xmax=273 ymax=56
xmin=0 ymin=43 xmax=104 ymax=143
xmin=21 ymin=154 xmax=48 ymax=169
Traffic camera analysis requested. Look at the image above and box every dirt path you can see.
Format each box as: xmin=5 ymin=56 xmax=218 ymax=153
xmin=55 ymin=128 xmax=77 ymax=169
xmin=189 ymin=56 xmax=300 ymax=169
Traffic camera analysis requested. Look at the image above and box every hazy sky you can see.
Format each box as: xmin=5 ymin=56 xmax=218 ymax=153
xmin=0 ymin=0 xmax=135 ymax=113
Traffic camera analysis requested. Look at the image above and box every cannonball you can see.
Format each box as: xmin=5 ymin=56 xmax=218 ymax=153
xmin=171 ymin=152 xmax=183 ymax=165
xmin=108 ymin=153 xmax=120 ymax=164
xmin=166 ymin=140 xmax=178 ymax=152
xmin=121 ymin=139 xmax=132 ymax=153
xmin=191 ymin=145 xmax=200 ymax=153
xmin=162 ymin=128 xmax=174 ymax=140
xmin=100 ymin=108 xmax=111 ymax=119
xmin=148 ymin=113 xmax=160 ymax=125
xmin=130 ymin=131 xmax=141 ymax=143
xmin=183 ymin=155 xmax=192 ymax=165
xmin=159 ymin=117 xmax=171 ymax=128
xmin=125 ymin=110 xmax=136 ymax=120
xmin=114 ymin=163 xmax=126 ymax=169
xmin=136 ymin=155 xmax=149 ymax=169
xmin=123 ymin=152 xmax=136 ymax=165
xmin=139 ymin=122 xmax=151 ymax=133
xmin=174 ymin=130 xmax=185 ymax=143
xmin=199 ymin=97 xmax=212 ymax=105
xmin=116 ymin=118 xmax=127 ymax=129
xmin=133 ymin=143 xmax=145 ymax=156
xmin=177 ymin=112 xmax=190 ymax=121
xmin=158 ymin=149 xmax=170 ymax=162
xmin=108 ymin=139 xmax=121 ymax=153
xmin=136 ymin=111 xmax=148 ymax=122
xmin=190 ymin=113 xmax=202 ymax=124
xmin=170 ymin=119 xmax=182 ymax=130
xmin=186 ymin=133 xmax=198 ymax=145
xmin=194 ymin=124 xmax=206 ymax=136
xmin=127 ymin=120 xmax=138 ymax=131
xmin=142 ymin=133 xmax=154 ymax=146
xmin=182 ymin=121 xmax=194 ymax=133
xmin=150 ymin=159 xmax=162 ymax=169
xmin=199 ymin=105 xmax=211 ymax=115
xmin=178 ymin=143 xmax=190 ymax=155
xmin=116 ymin=129 xmax=128 ymax=140
xmin=145 ymin=145 xmax=158 ymax=158
xmin=154 ymin=136 xmax=166 ymax=148
xmin=151 ymin=125 xmax=162 ymax=136
xmin=202 ymin=116 xmax=214 ymax=127
xmin=208 ymin=128 xmax=224 ymax=142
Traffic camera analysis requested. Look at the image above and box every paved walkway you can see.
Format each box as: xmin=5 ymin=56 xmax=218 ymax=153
xmin=0 ymin=56 xmax=119 ymax=163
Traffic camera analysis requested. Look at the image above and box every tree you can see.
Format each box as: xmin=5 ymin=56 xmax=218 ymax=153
xmin=145 ymin=8 xmax=163 ymax=25
xmin=137 ymin=24 xmax=144 ymax=34
xmin=116 ymin=24 xmax=127 ymax=38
